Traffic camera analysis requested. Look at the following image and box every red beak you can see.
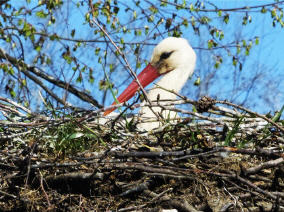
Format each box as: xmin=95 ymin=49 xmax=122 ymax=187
xmin=103 ymin=63 xmax=160 ymax=116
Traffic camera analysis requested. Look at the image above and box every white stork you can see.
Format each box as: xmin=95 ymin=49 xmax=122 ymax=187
xmin=104 ymin=37 xmax=196 ymax=131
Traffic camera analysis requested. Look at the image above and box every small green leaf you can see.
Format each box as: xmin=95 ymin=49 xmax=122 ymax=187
xmin=271 ymin=9 xmax=276 ymax=18
xmin=69 ymin=132 xmax=84 ymax=139
xmin=194 ymin=77 xmax=200 ymax=86
xmin=232 ymin=57 xmax=237 ymax=66
xmin=245 ymin=47 xmax=250 ymax=55
xmin=272 ymin=105 xmax=284 ymax=122
xmin=189 ymin=3 xmax=194 ymax=11
xmin=182 ymin=19 xmax=188 ymax=27
xmin=219 ymin=31 xmax=224 ymax=40
xmin=109 ymin=63 xmax=113 ymax=72
xmin=218 ymin=10 xmax=222 ymax=17
xmin=261 ymin=7 xmax=267 ymax=13
xmin=71 ymin=29 xmax=75 ymax=37
xmin=10 ymin=89 xmax=16 ymax=98
xmin=223 ymin=14 xmax=229 ymax=24
xmin=35 ymin=46 xmax=41 ymax=52
xmin=21 ymin=79 xmax=27 ymax=87
xmin=208 ymin=40 xmax=213 ymax=49
xmin=165 ymin=18 xmax=172 ymax=29
xmin=144 ymin=25 xmax=149 ymax=34
xmin=236 ymin=45 xmax=241 ymax=54
xmin=95 ymin=47 xmax=100 ymax=55
xmin=18 ymin=19 xmax=23 ymax=26
xmin=36 ymin=10 xmax=48 ymax=18
xmin=76 ymin=75 xmax=82 ymax=83
xmin=85 ymin=12 xmax=90 ymax=22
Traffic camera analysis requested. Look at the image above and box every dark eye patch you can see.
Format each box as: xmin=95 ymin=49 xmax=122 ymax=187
xmin=160 ymin=51 xmax=174 ymax=60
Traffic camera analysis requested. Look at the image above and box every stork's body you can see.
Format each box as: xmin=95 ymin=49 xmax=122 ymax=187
xmin=104 ymin=37 xmax=196 ymax=131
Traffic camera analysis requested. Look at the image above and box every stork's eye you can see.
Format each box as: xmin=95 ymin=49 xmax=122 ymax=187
xmin=160 ymin=51 xmax=173 ymax=60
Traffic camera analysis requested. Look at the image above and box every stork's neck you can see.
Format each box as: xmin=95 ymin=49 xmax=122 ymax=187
xmin=147 ymin=66 xmax=193 ymax=102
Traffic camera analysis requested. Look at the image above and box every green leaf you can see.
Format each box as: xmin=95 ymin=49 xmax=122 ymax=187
xmin=5 ymin=36 xmax=11 ymax=43
xmin=35 ymin=46 xmax=41 ymax=52
xmin=236 ymin=45 xmax=241 ymax=54
xmin=219 ymin=31 xmax=224 ymax=40
xmin=182 ymin=19 xmax=188 ymax=27
xmin=165 ymin=18 xmax=172 ymax=29
xmin=223 ymin=14 xmax=229 ymax=24
xmin=76 ymin=75 xmax=82 ymax=83
xmin=36 ymin=10 xmax=48 ymax=18
xmin=21 ymin=79 xmax=27 ymax=87
xmin=10 ymin=89 xmax=16 ymax=98
xmin=95 ymin=47 xmax=100 ymax=55
xmin=242 ymin=16 xmax=247 ymax=25
xmin=272 ymin=105 xmax=284 ymax=122
xmin=18 ymin=19 xmax=23 ymax=26
xmin=85 ymin=12 xmax=90 ymax=22
xmin=207 ymin=40 xmax=217 ymax=49
xmin=69 ymin=132 xmax=84 ymax=139
xmin=71 ymin=29 xmax=75 ymax=37
xmin=149 ymin=6 xmax=158 ymax=14
xmin=245 ymin=47 xmax=250 ymax=55
xmin=194 ymin=77 xmax=200 ymax=86
xmin=49 ymin=33 xmax=59 ymax=41
xmin=200 ymin=16 xmax=211 ymax=24
xmin=144 ymin=25 xmax=149 ymax=34
xmin=224 ymin=116 xmax=244 ymax=146
xmin=63 ymin=53 xmax=72 ymax=64
xmin=261 ymin=7 xmax=267 ymax=13
xmin=189 ymin=3 xmax=194 ymax=11
xmin=109 ymin=63 xmax=113 ymax=72
xmin=271 ymin=9 xmax=276 ymax=18
xmin=218 ymin=10 xmax=222 ymax=17
xmin=208 ymin=40 xmax=213 ymax=49
xmin=232 ymin=57 xmax=237 ymax=66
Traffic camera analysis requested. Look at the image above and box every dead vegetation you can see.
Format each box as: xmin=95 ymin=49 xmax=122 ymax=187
xmin=0 ymin=96 xmax=284 ymax=211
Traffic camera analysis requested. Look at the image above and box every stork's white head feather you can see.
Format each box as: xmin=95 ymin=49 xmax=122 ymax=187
xmin=150 ymin=37 xmax=196 ymax=76
xmin=146 ymin=37 xmax=196 ymax=100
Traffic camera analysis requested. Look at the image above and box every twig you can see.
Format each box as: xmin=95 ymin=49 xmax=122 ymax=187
xmin=39 ymin=171 xmax=53 ymax=209
xmin=88 ymin=0 xmax=161 ymax=120
xmin=243 ymin=157 xmax=284 ymax=175
xmin=0 ymin=96 xmax=31 ymax=114
xmin=217 ymin=100 xmax=284 ymax=133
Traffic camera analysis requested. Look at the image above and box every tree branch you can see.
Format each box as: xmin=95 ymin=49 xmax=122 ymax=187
xmin=0 ymin=47 xmax=103 ymax=108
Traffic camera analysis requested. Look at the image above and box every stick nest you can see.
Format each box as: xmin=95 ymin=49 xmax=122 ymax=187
xmin=0 ymin=96 xmax=283 ymax=211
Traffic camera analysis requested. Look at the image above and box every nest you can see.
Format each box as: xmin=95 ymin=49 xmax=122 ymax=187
xmin=0 ymin=95 xmax=283 ymax=211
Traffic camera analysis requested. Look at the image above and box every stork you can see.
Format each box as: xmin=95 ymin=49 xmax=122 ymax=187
xmin=103 ymin=37 xmax=196 ymax=130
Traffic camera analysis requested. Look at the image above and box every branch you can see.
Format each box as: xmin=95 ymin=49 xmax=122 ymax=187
xmin=0 ymin=48 xmax=103 ymax=108
xmin=160 ymin=0 xmax=284 ymax=12
xmin=88 ymin=0 xmax=161 ymax=120
xmin=243 ymin=157 xmax=284 ymax=175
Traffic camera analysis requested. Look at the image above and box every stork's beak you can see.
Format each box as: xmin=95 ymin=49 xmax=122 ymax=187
xmin=103 ymin=63 xmax=160 ymax=116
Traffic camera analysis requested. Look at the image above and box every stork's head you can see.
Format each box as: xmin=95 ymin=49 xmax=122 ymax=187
xmin=104 ymin=37 xmax=196 ymax=116
xmin=150 ymin=37 xmax=195 ymax=75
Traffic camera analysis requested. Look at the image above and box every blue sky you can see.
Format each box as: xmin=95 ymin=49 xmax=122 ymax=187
xmin=1 ymin=0 xmax=284 ymax=117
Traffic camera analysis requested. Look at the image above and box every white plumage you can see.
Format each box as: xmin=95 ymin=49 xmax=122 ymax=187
xmin=104 ymin=37 xmax=196 ymax=131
